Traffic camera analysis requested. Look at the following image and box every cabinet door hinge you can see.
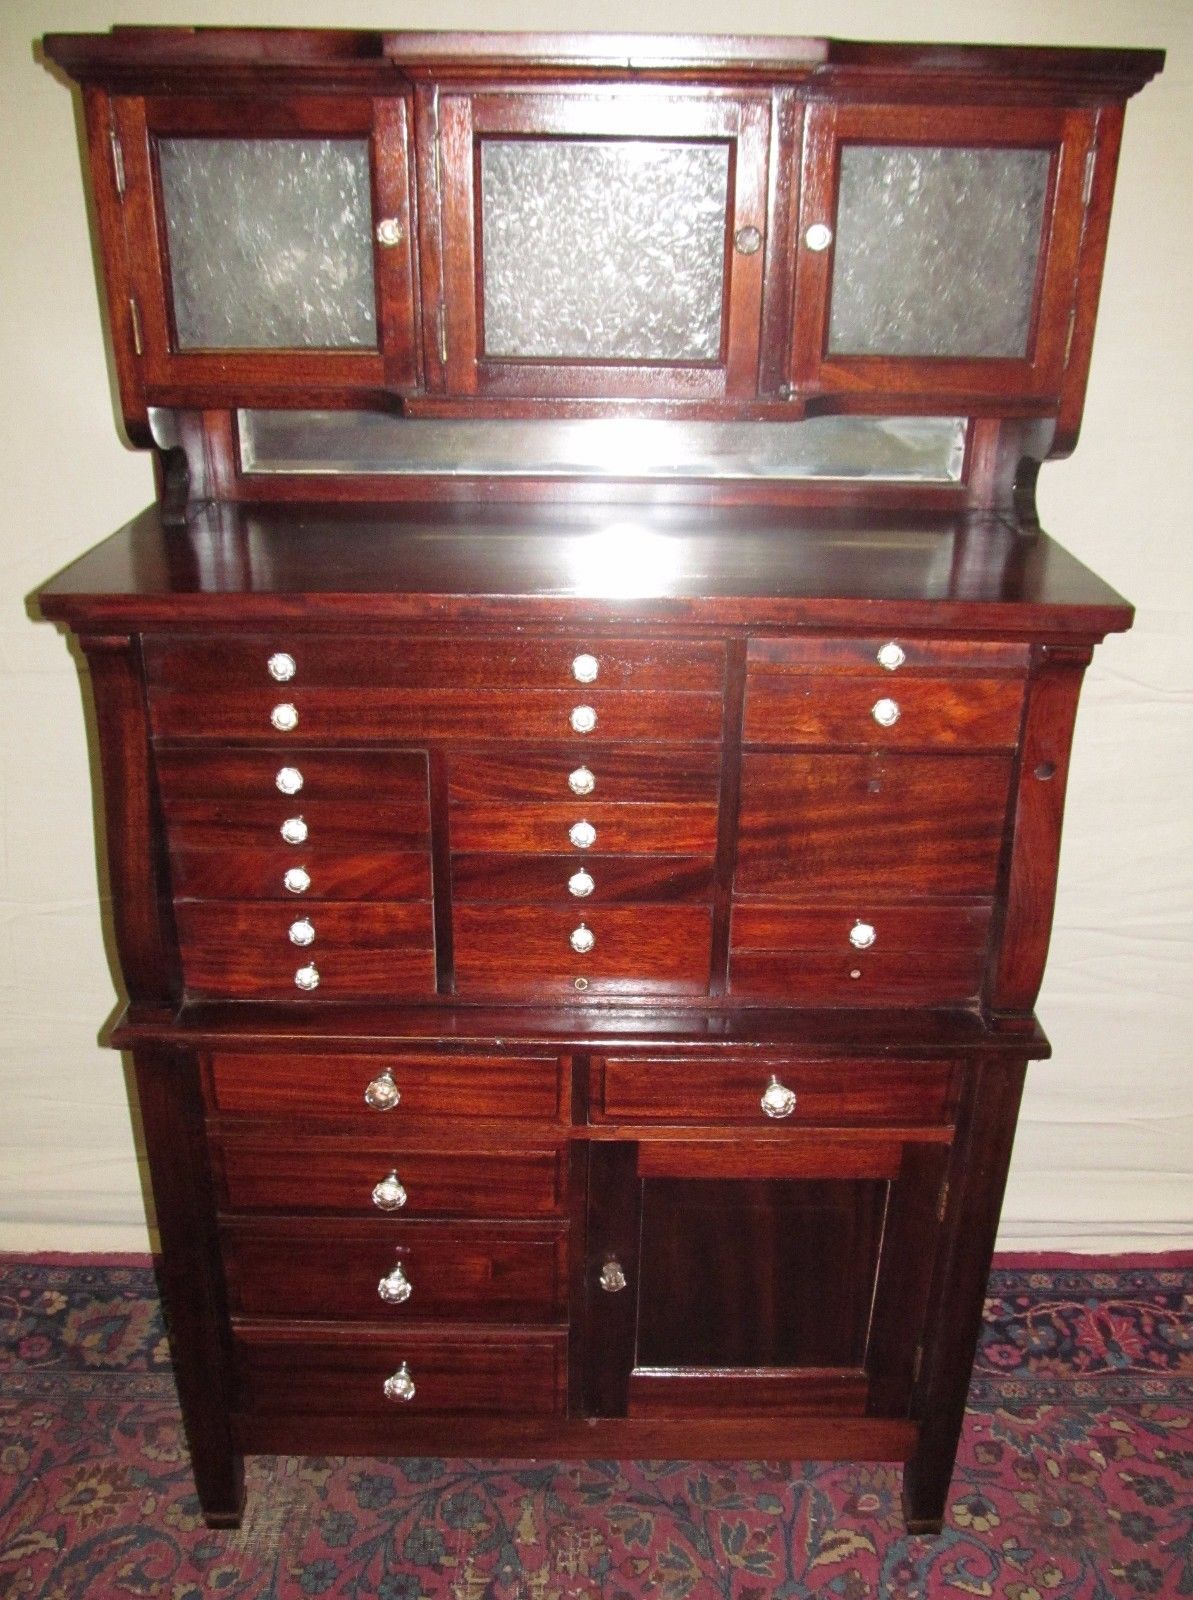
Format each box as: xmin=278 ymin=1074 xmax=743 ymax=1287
xmin=109 ymin=128 xmax=126 ymax=199
xmin=128 ymin=295 xmax=144 ymax=356
xmin=1082 ymin=146 xmax=1097 ymax=208
xmin=936 ymin=1178 xmax=950 ymax=1224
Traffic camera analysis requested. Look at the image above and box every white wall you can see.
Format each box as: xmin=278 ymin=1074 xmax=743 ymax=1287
xmin=2 ymin=0 xmax=1189 ymax=1250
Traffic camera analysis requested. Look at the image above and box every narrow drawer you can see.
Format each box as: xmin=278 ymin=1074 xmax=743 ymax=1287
xmin=234 ymin=1323 xmax=568 ymax=1416
xmin=747 ymin=637 xmax=1030 ymax=673
xmin=154 ymin=746 xmax=429 ymax=802
xmin=207 ymin=1051 xmax=569 ymax=1124
xmin=217 ymin=1138 xmax=566 ymax=1216
xmin=731 ymin=904 xmax=992 ymax=953
xmin=448 ymin=747 xmax=720 ymax=805
xmin=736 ymin=752 xmax=1012 ymax=897
xmin=744 ymin=675 xmax=1024 ymax=748
xmin=221 ymin=1217 xmax=569 ymax=1322
xmin=146 ymin=634 xmax=724 ymax=692
xmin=450 ymin=801 xmax=719 ymax=855
xmin=453 ymin=904 xmax=713 ymax=997
xmin=169 ymin=846 xmax=431 ymax=901
xmin=729 ymin=947 xmax=986 ymax=1005
xmin=452 ymin=853 xmax=716 ymax=904
xmin=591 ymin=1056 xmax=956 ymax=1127
xmin=162 ymin=799 xmax=430 ymax=851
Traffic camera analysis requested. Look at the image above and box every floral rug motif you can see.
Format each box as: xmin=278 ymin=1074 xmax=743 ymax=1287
xmin=1 ymin=1256 xmax=1190 ymax=1599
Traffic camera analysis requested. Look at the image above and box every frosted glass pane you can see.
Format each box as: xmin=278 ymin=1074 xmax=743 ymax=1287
xmin=481 ymin=139 xmax=729 ymax=361
xmin=828 ymin=145 xmax=1050 ymax=358
xmin=158 ymin=138 xmax=376 ymax=349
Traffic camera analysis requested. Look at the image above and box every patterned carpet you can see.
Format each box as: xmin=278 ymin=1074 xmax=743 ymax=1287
xmin=0 ymin=1255 xmax=1190 ymax=1599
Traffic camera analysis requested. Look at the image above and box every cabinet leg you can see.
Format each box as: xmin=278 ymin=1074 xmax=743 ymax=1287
xmin=901 ymin=1451 xmax=950 ymax=1536
xmin=195 ymin=1452 xmax=246 ymax=1529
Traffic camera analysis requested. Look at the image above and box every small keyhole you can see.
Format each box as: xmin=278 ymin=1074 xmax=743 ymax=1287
xmin=1035 ymin=761 xmax=1056 ymax=781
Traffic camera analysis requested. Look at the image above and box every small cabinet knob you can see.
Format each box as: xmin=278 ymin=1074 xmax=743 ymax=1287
xmin=849 ymin=920 xmax=877 ymax=950
xmin=372 ymin=1170 xmax=408 ymax=1211
xmin=294 ymin=962 xmax=320 ymax=991
xmin=568 ymin=765 xmax=595 ymax=796
xmin=570 ymin=704 xmax=597 ymax=735
xmin=568 ymin=869 xmax=595 ymax=898
xmin=382 ymin=1361 xmax=416 ymax=1402
xmin=734 ymin=224 xmax=763 ymax=255
xmin=569 ymin=820 xmax=597 ymax=850
xmin=871 ymin=697 xmax=901 ymax=728
xmin=267 ymin=651 xmax=296 ymax=683
xmin=804 ymin=222 xmax=833 ymax=252
xmin=570 ymin=923 xmax=595 ymax=954
xmin=599 ymin=1258 xmax=627 ymax=1294
xmin=283 ymin=866 xmax=311 ymax=894
xmin=288 ymin=917 xmax=315 ymax=947
xmin=280 ymin=816 xmax=308 ymax=845
xmin=375 ymin=216 xmax=405 ymax=248
xmin=275 ymin=766 xmax=304 ymax=796
xmin=364 ymin=1070 xmax=401 ymax=1111
xmin=876 ymin=641 xmax=906 ymax=672
xmin=377 ymin=1262 xmax=413 ymax=1305
xmin=760 ymin=1074 xmax=798 ymax=1120
xmin=271 ymin=702 xmax=298 ymax=732
xmin=571 ymin=653 xmax=599 ymax=684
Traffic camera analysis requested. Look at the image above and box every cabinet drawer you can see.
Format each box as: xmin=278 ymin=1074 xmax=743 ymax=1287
xmin=162 ymin=799 xmax=430 ymax=851
xmin=207 ymin=1051 xmax=569 ymax=1124
xmin=453 ymin=904 xmax=713 ymax=997
xmin=731 ymin=903 xmax=991 ymax=952
xmin=146 ymin=634 xmax=725 ymax=692
xmin=169 ymin=846 xmax=431 ymax=901
xmin=452 ymin=853 xmax=716 ymax=903
xmin=729 ymin=948 xmax=986 ymax=1005
xmin=217 ymin=1138 xmax=566 ymax=1216
xmin=449 ymin=747 xmax=720 ymax=805
xmin=450 ymin=801 xmax=719 ymax=855
xmin=154 ymin=746 xmax=429 ymax=803
xmin=591 ymin=1056 xmax=956 ymax=1126
xmin=222 ymin=1218 xmax=569 ymax=1322
xmin=747 ymin=637 xmax=1030 ymax=673
xmin=744 ymin=675 xmax=1023 ymax=748
xmin=235 ymin=1324 xmax=568 ymax=1416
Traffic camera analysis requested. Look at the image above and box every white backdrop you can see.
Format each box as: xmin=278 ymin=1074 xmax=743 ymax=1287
xmin=2 ymin=0 xmax=1189 ymax=1250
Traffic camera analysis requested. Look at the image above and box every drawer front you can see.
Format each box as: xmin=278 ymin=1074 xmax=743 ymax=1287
xmin=747 ymin=637 xmax=1030 ymax=673
xmin=207 ymin=1051 xmax=569 ymax=1123
xmin=162 ymin=799 xmax=430 ymax=851
xmin=729 ymin=947 xmax=986 ymax=1005
xmin=736 ymin=752 xmax=1013 ymax=897
xmin=453 ymin=905 xmax=713 ymax=997
xmin=222 ymin=1218 xmax=569 ymax=1322
xmin=217 ymin=1139 xmax=566 ymax=1216
xmin=450 ymin=801 xmax=719 ymax=856
xmin=731 ymin=903 xmax=992 ymax=952
xmin=452 ymin=853 xmax=716 ymax=904
xmin=591 ymin=1056 xmax=956 ymax=1126
xmin=169 ymin=846 xmax=431 ymax=901
xmin=744 ymin=675 xmax=1024 ymax=748
xmin=449 ymin=747 xmax=720 ymax=805
xmin=154 ymin=746 xmax=429 ymax=803
xmin=146 ymin=634 xmax=725 ymax=692
xmin=235 ymin=1324 xmax=568 ymax=1416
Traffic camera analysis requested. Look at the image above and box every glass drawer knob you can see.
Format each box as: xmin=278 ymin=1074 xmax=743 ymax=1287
xmin=849 ymin=920 xmax=876 ymax=950
xmin=276 ymin=766 xmax=303 ymax=796
xmin=271 ymin=702 xmax=298 ymax=732
xmin=760 ymin=1074 xmax=797 ymax=1119
xmin=383 ymin=1361 xmax=415 ymax=1402
xmin=267 ymin=651 xmax=296 ymax=682
xmin=288 ymin=917 xmax=315 ymax=947
xmin=877 ymin=641 xmax=906 ymax=672
xmin=375 ymin=216 xmax=405 ymax=248
xmin=804 ymin=222 xmax=833 ymax=252
xmin=294 ymin=962 xmax=320 ymax=991
xmin=572 ymin=653 xmax=599 ymax=684
xmin=568 ymin=869 xmax=595 ymax=898
xmin=372 ymin=1170 xmax=407 ymax=1211
xmin=871 ymin=697 xmax=901 ymax=728
xmin=568 ymin=765 xmax=595 ymax=796
xmin=364 ymin=1070 xmax=401 ymax=1110
xmin=378 ymin=1262 xmax=413 ymax=1305
xmin=570 ymin=705 xmax=597 ymax=735
xmin=569 ymin=820 xmax=597 ymax=850
xmin=599 ymin=1258 xmax=627 ymax=1294
xmin=734 ymin=224 xmax=763 ymax=255
xmin=284 ymin=866 xmax=311 ymax=894
xmin=570 ymin=923 xmax=595 ymax=954
xmin=280 ymin=816 xmax=308 ymax=845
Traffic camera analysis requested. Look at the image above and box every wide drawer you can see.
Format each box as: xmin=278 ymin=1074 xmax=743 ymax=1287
xmin=448 ymin=747 xmax=720 ymax=805
xmin=221 ymin=1217 xmax=569 ymax=1322
xmin=744 ymin=675 xmax=1024 ymax=748
xmin=169 ymin=846 xmax=431 ymax=901
xmin=591 ymin=1056 xmax=956 ymax=1126
xmin=234 ymin=1323 xmax=568 ymax=1416
xmin=452 ymin=853 xmax=716 ymax=903
xmin=154 ymin=746 xmax=429 ymax=802
xmin=146 ymin=634 xmax=725 ymax=692
xmin=217 ymin=1137 xmax=567 ymax=1216
xmin=207 ymin=1051 xmax=569 ymax=1124
xmin=450 ymin=801 xmax=719 ymax=855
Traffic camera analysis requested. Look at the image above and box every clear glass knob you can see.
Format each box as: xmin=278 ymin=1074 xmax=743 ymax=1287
xmin=599 ymin=1258 xmax=627 ymax=1293
xmin=572 ymin=653 xmax=599 ymax=684
xmin=294 ymin=962 xmax=320 ymax=991
xmin=364 ymin=1070 xmax=401 ymax=1111
xmin=570 ymin=923 xmax=595 ymax=954
xmin=267 ymin=651 xmax=296 ymax=682
xmin=283 ymin=866 xmax=311 ymax=894
xmin=280 ymin=816 xmax=308 ymax=845
xmin=849 ymin=920 xmax=877 ymax=950
xmin=568 ymin=869 xmax=595 ymax=898
xmin=382 ymin=1361 xmax=415 ymax=1402
xmin=275 ymin=766 xmax=304 ymax=796
xmin=570 ymin=705 xmax=597 ymax=735
xmin=288 ymin=917 xmax=315 ymax=947
xmin=876 ymin=641 xmax=906 ymax=672
xmin=568 ymin=766 xmax=596 ymax=796
xmin=271 ymin=702 xmax=298 ymax=732
xmin=375 ymin=216 xmax=405 ymax=248
xmin=372 ymin=1170 xmax=408 ymax=1211
xmin=871 ymin=697 xmax=901 ymax=728
xmin=804 ymin=222 xmax=833 ymax=252
xmin=377 ymin=1262 xmax=413 ymax=1304
xmin=760 ymin=1075 xmax=798 ymax=1120
xmin=569 ymin=820 xmax=597 ymax=850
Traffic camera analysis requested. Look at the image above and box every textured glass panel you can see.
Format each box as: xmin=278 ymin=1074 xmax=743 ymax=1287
xmin=828 ymin=145 xmax=1051 ymax=358
xmin=158 ymin=138 xmax=376 ymax=349
xmin=480 ymin=139 xmax=729 ymax=361
xmin=238 ymin=410 xmax=966 ymax=481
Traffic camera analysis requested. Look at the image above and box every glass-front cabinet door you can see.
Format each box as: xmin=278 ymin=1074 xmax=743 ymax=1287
xmin=424 ymin=92 xmax=771 ymax=401
xmin=113 ymin=95 xmax=419 ymax=401
xmin=790 ymin=104 xmax=1096 ymax=404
